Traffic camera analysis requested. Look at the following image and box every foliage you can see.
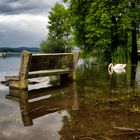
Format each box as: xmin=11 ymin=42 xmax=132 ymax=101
xmin=64 ymin=0 xmax=140 ymax=62
xmin=41 ymin=0 xmax=140 ymax=61
xmin=112 ymin=47 xmax=127 ymax=63
xmin=85 ymin=0 xmax=112 ymax=62
xmin=64 ymin=0 xmax=93 ymax=50
xmin=40 ymin=3 xmax=72 ymax=53
xmin=85 ymin=1 xmax=111 ymax=48
xmin=130 ymin=104 xmax=140 ymax=113
xmin=40 ymin=36 xmax=71 ymax=53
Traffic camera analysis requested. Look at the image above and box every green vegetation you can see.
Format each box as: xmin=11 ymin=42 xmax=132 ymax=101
xmin=41 ymin=1 xmax=140 ymax=63
xmin=130 ymin=104 xmax=140 ymax=113
xmin=0 ymin=47 xmax=39 ymax=52
xmin=40 ymin=3 xmax=72 ymax=53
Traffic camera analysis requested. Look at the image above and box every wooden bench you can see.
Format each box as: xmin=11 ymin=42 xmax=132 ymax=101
xmin=5 ymin=51 xmax=79 ymax=89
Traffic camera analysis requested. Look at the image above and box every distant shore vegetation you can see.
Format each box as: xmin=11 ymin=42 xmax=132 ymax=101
xmin=0 ymin=47 xmax=39 ymax=53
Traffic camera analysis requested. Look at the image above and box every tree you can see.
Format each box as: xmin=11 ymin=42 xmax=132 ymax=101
xmin=86 ymin=1 xmax=111 ymax=55
xmin=40 ymin=3 xmax=72 ymax=53
xmin=64 ymin=0 xmax=93 ymax=50
xmin=130 ymin=1 xmax=139 ymax=64
xmin=64 ymin=0 xmax=140 ymax=62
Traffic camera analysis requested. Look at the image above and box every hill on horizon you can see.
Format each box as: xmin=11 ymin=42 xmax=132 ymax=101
xmin=0 ymin=47 xmax=39 ymax=52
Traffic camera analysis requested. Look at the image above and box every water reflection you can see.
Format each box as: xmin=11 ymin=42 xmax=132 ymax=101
xmin=130 ymin=64 xmax=137 ymax=88
xmin=3 ymin=61 xmax=140 ymax=139
xmin=7 ymin=83 xmax=78 ymax=127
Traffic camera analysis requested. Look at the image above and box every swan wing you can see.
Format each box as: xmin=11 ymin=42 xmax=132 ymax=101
xmin=113 ymin=68 xmax=126 ymax=74
xmin=113 ymin=64 xmax=126 ymax=69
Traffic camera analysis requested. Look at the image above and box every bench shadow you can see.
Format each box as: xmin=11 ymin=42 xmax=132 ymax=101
xmin=6 ymin=82 xmax=79 ymax=126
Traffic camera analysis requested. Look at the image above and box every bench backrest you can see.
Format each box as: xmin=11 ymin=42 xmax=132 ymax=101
xmin=29 ymin=53 xmax=74 ymax=71
xmin=18 ymin=51 xmax=79 ymax=79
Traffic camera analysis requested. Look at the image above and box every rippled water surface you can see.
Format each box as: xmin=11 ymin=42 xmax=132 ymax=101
xmin=0 ymin=56 xmax=140 ymax=140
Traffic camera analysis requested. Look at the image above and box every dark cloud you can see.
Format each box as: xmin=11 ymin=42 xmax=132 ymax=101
xmin=0 ymin=4 xmax=31 ymax=15
xmin=0 ymin=0 xmax=62 ymax=15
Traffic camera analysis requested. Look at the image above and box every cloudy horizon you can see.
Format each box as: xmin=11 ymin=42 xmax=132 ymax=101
xmin=0 ymin=0 xmax=62 ymax=48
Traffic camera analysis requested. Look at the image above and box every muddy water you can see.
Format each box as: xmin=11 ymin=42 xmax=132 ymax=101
xmin=0 ymin=56 xmax=140 ymax=140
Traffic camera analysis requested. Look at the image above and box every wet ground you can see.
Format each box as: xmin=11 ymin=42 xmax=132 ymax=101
xmin=0 ymin=57 xmax=140 ymax=140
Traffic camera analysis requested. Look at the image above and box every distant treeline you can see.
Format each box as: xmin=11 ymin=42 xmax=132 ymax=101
xmin=0 ymin=47 xmax=39 ymax=52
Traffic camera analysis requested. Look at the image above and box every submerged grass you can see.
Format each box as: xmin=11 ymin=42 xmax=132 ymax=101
xmin=130 ymin=104 xmax=140 ymax=113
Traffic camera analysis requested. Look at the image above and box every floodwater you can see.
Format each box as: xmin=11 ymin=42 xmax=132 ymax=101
xmin=0 ymin=56 xmax=140 ymax=140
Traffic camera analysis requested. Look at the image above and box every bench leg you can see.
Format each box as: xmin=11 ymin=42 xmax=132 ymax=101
xmin=6 ymin=80 xmax=28 ymax=101
xmin=6 ymin=88 xmax=20 ymax=101
xmin=8 ymin=79 xmax=28 ymax=89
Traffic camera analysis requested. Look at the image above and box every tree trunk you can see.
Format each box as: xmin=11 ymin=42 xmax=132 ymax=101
xmin=131 ymin=2 xmax=138 ymax=65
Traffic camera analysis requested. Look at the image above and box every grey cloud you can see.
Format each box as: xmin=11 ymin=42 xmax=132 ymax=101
xmin=0 ymin=28 xmax=43 ymax=48
xmin=0 ymin=33 xmax=38 ymax=48
xmin=0 ymin=14 xmax=48 ymax=48
xmin=0 ymin=0 xmax=61 ymax=48
xmin=0 ymin=0 xmax=62 ymax=15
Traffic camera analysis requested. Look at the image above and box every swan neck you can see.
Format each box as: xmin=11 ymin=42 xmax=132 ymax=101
xmin=109 ymin=63 xmax=113 ymax=69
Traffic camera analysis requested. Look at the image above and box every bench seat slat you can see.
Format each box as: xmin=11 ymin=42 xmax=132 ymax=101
xmin=32 ymin=53 xmax=73 ymax=56
xmin=28 ymin=69 xmax=72 ymax=78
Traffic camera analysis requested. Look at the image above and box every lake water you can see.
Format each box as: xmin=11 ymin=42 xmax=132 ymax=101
xmin=0 ymin=56 xmax=140 ymax=140
xmin=0 ymin=56 xmax=20 ymax=81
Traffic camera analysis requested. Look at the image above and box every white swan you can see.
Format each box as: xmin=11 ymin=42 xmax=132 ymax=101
xmin=108 ymin=63 xmax=126 ymax=75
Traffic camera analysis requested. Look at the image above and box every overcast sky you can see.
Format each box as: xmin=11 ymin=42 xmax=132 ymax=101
xmin=0 ymin=0 xmax=62 ymax=48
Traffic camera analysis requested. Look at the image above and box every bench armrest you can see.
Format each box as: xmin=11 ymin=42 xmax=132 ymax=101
xmin=5 ymin=75 xmax=19 ymax=81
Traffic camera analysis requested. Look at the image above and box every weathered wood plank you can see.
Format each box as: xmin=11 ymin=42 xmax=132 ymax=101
xmin=6 ymin=88 xmax=20 ymax=101
xmin=28 ymin=69 xmax=72 ymax=78
xmin=32 ymin=53 xmax=73 ymax=56
xmin=5 ymin=75 xmax=19 ymax=81
xmin=6 ymin=51 xmax=32 ymax=89
xmin=29 ymin=54 xmax=73 ymax=71
xmin=7 ymin=79 xmax=28 ymax=89
xmin=19 ymin=51 xmax=32 ymax=80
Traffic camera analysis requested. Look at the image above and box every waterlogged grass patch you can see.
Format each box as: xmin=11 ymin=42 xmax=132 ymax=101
xmin=130 ymin=104 xmax=140 ymax=113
